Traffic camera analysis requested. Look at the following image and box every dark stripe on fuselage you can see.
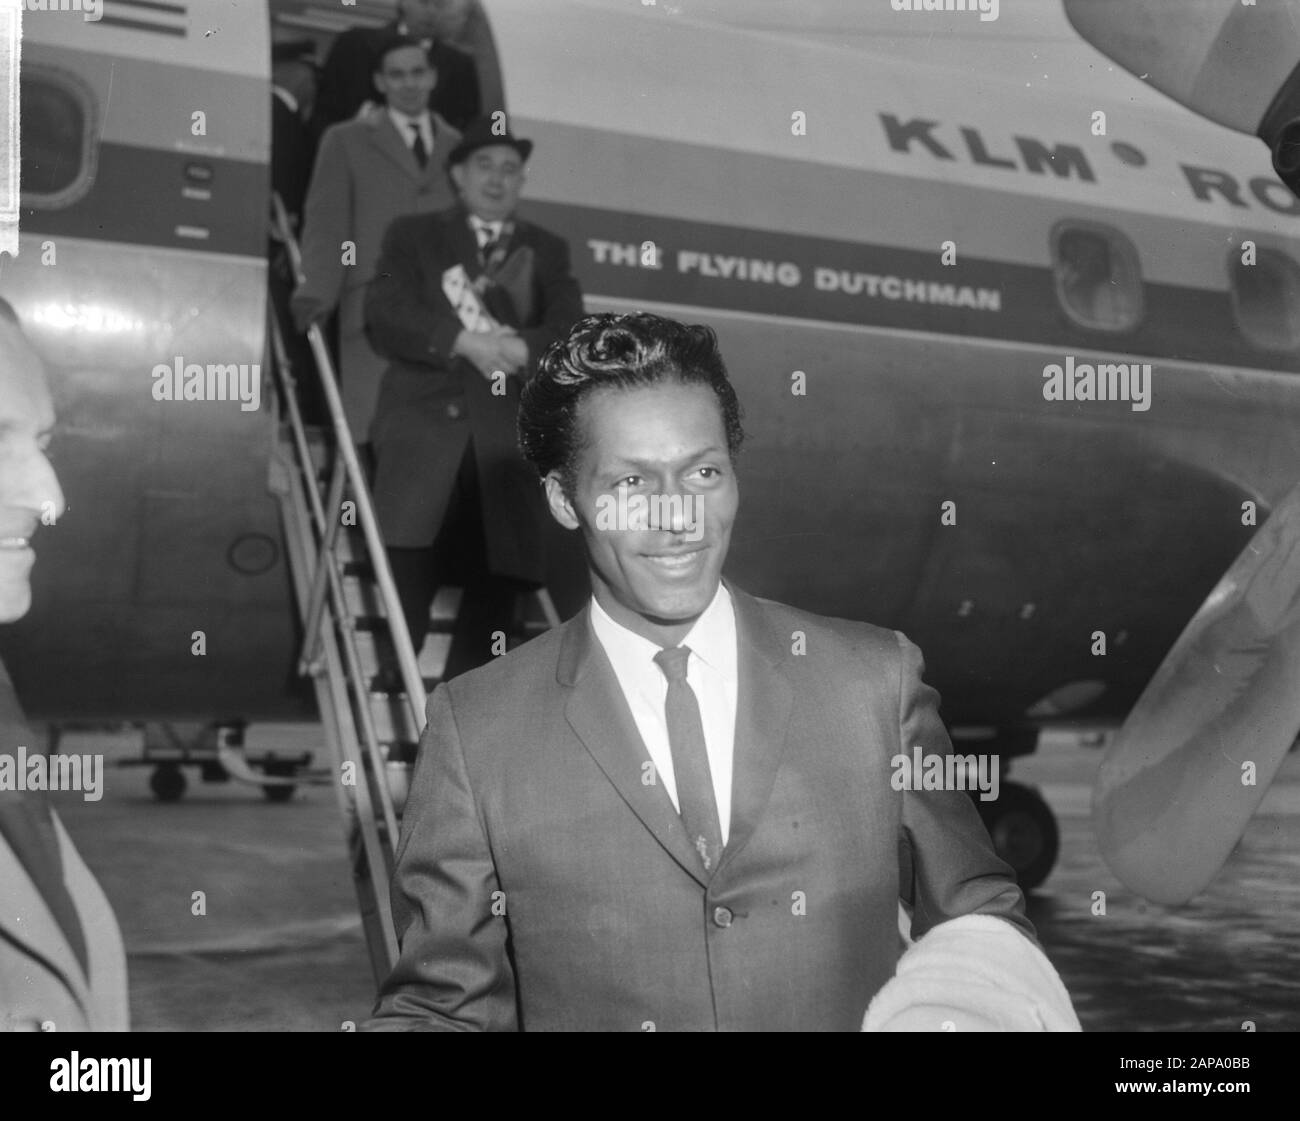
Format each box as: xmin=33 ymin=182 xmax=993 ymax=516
xmin=24 ymin=138 xmax=1297 ymax=372
xmin=99 ymin=14 xmax=187 ymax=35
xmin=111 ymin=0 xmax=187 ymax=13
xmin=22 ymin=143 xmax=265 ymax=258
xmin=521 ymin=199 xmax=1300 ymax=374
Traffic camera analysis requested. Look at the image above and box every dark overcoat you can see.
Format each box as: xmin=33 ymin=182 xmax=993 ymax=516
xmin=365 ymin=206 xmax=584 ymax=581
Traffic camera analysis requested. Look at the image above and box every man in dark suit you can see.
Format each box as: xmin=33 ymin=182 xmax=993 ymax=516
xmin=270 ymin=40 xmax=319 ymax=228
xmin=292 ymin=35 xmax=462 ymax=440
xmin=270 ymin=40 xmax=323 ymax=422
xmin=364 ymin=119 xmax=584 ymax=681
xmin=364 ymin=311 xmax=1032 ymax=1031
xmin=0 ymin=301 xmax=128 ymax=1031
xmin=314 ymin=0 xmax=481 ymax=134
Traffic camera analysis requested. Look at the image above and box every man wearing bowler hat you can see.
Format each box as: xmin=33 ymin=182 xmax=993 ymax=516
xmin=365 ymin=118 xmax=584 ymax=685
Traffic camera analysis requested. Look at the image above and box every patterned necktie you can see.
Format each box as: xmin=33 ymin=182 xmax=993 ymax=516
xmin=653 ymin=646 xmax=723 ymax=875
xmin=409 ymin=124 xmax=428 ymax=169
xmin=475 ymin=221 xmax=502 ymax=266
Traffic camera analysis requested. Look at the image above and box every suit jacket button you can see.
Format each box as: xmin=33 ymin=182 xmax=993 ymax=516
xmin=446 ymin=402 xmax=462 ymax=420
xmin=712 ymin=906 xmax=733 ymax=928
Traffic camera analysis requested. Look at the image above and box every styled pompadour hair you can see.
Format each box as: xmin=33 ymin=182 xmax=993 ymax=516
xmin=518 ymin=311 xmax=745 ymax=491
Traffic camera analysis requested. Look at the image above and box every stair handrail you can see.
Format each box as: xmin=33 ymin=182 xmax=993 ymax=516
xmin=267 ymin=305 xmax=403 ymax=851
xmin=270 ymin=192 xmax=428 ymax=726
xmin=265 ymin=348 xmax=400 ymax=975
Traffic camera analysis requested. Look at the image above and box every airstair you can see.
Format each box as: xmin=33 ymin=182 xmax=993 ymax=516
xmin=265 ymin=195 xmax=558 ymax=984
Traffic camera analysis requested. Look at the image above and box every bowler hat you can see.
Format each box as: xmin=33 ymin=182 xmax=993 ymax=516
xmin=448 ymin=116 xmax=534 ymax=165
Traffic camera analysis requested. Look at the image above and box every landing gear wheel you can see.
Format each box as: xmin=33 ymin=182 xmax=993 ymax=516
xmin=150 ymin=763 xmax=187 ymax=802
xmin=262 ymin=760 xmax=297 ymax=803
xmin=978 ymin=780 xmax=1059 ymax=892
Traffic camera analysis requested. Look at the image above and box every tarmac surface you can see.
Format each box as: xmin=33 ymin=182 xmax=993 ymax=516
xmin=50 ymin=726 xmax=1300 ymax=1032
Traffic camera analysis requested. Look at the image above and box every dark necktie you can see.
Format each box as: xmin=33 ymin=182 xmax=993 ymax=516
xmin=478 ymin=225 xmax=501 ymax=267
xmin=653 ymin=646 xmax=723 ymax=875
xmin=409 ymin=125 xmax=428 ymax=169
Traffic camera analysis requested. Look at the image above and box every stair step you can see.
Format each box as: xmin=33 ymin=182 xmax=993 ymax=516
xmin=342 ymin=573 xmax=385 ymax=619
xmin=353 ymin=630 xmax=451 ymax=679
xmin=418 ymin=634 xmax=451 ymax=679
xmin=334 ymin=544 xmax=459 ymax=623
xmin=352 ymin=630 xmax=381 ymax=675
xmin=383 ymin=741 xmax=419 ymax=765
xmin=334 ymin=526 xmax=367 ymax=563
xmin=430 ymin=586 xmax=462 ymax=621
xmin=368 ymin=692 xmax=422 ymax=743
xmin=305 ymin=432 xmax=332 ymax=477
xmin=379 ymin=744 xmax=416 ymax=817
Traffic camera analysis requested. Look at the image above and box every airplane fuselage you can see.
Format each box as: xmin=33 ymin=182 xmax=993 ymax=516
xmin=4 ymin=0 xmax=1299 ymax=741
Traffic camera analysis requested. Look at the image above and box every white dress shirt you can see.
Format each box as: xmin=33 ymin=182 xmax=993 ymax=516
xmin=589 ymin=583 xmax=739 ymax=842
xmin=468 ymin=214 xmax=505 ymax=249
xmin=387 ymin=107 xmax=434 ymax=162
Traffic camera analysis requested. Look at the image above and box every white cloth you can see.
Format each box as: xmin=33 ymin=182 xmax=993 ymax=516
xmin=862 ymin=914 xmax=1082 ymax=1032
xmin=387 ymin=108 xmax=433 ymax=158
xmin=589 ymin=584 xmax=738 ymax=842
xmin=271 ymin=85 xmax=299 ymax=116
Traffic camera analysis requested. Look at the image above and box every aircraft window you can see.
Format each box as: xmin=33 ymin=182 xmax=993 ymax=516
xmin=20 ymin=71 xmax=96 ymax=208
xmin=1229 ymin=247 xmax=1300 ymax=353
xmin=1050 ymin=223 xmax=1144 ymax=332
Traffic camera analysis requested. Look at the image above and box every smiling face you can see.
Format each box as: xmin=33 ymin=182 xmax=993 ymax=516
xmin=0 ymin=317 xmax=65 ymax=622
xmin=374 ymin=45 xmax=436 ymax=117
xmin=450 ymin=144 xmax=525 ymax=222
xmin=544 ymin=380 xmax=738 ymax=647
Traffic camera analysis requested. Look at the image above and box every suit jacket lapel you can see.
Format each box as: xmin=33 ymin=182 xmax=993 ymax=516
xmin=368 ymin=112 xmax=421 ymax=181
xmin=0 ymin=817 xmax=93 ymax=1021
xmin=557 ymin=587 xmax=795 ymax=884
xmin=718 ymin=583 xmax=795 ymax=872
xmin=559 ymin=608 xmax=710 ymax=888
xmin=449 ymin=210 xmax=482 ymax=274
xmin=492 ymin=222 xmax=536 ymax=321
xmin=418 ymin=114 xmax=451 ymax=187
xmin=52 ymin=814 xmax=129 ymax=1031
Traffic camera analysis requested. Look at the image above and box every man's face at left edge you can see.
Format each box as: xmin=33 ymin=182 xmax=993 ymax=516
xmin=543 ymin=378 xmax=739 ymax=648
xmin=0 ymin=319 xmax=66 ymax=623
